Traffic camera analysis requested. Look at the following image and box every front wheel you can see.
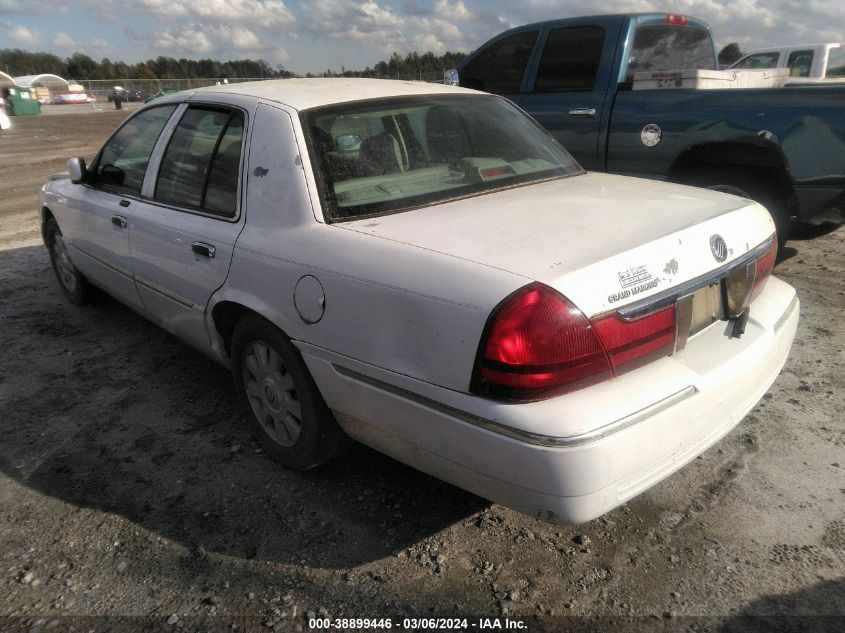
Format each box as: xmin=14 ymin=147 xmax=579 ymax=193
xmin=45 ymin=218 xmax=93 ymax=305
xmin=231 ymin=316 xmax=345 ymax=470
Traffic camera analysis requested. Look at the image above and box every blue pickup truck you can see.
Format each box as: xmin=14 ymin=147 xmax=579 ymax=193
xmin=455 ymin=13 xmax=845 ymax=246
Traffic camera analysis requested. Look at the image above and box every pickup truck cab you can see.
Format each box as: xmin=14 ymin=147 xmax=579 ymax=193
xmin=730 ymin=43 xmax=845 ymax=80
xmin=456 ymin=13 xmax=845 ymax=245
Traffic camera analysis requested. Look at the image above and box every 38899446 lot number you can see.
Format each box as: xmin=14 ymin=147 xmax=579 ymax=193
xmin=309 ymin=617 xmax=527 ymax=630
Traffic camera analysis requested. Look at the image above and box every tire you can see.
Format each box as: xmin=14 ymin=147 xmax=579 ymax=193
xmin=231 ymin=316 xmax=346 ymax=470
xmin=683 ymin=169 xmax=790 ymax=251
xmin=45 ymin=217 xmax=93 ymax=305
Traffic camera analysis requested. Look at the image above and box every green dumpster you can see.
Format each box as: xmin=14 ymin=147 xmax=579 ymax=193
xmin=3 ymin=87 xmax=41 ymax=115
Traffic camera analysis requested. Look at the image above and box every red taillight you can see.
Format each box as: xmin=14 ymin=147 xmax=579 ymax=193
xmin=751 ymin=237 xmax=777 ymax=300
xmin=664 ymin=13 xmax=689 ymax=25
xmin=473 ymin=283 xmax=612 ymax=399
xmin=592 ymin=306 xmax=676 ymax=373
xmin=473 ymin=283 xmax=681 ymax=401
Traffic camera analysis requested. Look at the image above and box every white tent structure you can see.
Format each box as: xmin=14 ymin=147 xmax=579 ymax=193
xmin=0 ymin=71 xmax=15 ymax=88
xmin=13 ymin=73 xmax=69 ymax=89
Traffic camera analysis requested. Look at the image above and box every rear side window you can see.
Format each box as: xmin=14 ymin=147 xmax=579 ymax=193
xmin=534 ymin=26 xmax=605 ymax=92
xmin=627 ymin=24 xmax=716 ymax=81
xmin=786 ymin=50 xmax=814 ymax=77
xmin=460 ymin=30 xmax=538 ymax=94
xmin=155 ymin=107 xmax=244 ymax=218
xmin=93 ymin=106 xmax=176 ymax=193
xmin=827 ymin=48 xmax=845 ymax=77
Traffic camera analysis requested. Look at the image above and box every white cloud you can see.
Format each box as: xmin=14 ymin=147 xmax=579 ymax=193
xmin=153 ymin=27 xmax=214 ymax=54
xmin=52 ymin=31 xmax=77 ymax=48
xmin=134 ymin=0 xmax=294 ymax=29
xmin=0 ymin=0 xmax=54 ymax=14
xmin=0 ymin=22 xmax=40 ymax=47
xmin=302 ymin=0 xmax=493 ymax=55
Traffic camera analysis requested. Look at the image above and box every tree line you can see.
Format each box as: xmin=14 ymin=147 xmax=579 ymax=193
xmin=0 ymin=49 xmax=466 ymax=81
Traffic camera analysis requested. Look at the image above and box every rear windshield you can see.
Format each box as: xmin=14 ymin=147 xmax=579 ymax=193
xmin=302 ymin=95 xmax=582 ymax=221
xmin=627 ymin=24 xmax=716 ymax=81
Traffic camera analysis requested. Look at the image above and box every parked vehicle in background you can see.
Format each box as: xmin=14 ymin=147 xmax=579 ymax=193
xmin=38 ymin=79 xmax=798 ymax=523
xmin=52 ymin=92 xmax=95 ymax=104
xmin=454 ymin=13 xmax=845 ymax=247
xmin=729 ymin=43 xmax=845 ymax=79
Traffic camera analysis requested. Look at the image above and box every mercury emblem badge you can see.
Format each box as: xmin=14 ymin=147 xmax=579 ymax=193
xmin=640 ymin=123 xmax=662 ymax=147
xmin=710 ymin=234 xmax=728 ymax=262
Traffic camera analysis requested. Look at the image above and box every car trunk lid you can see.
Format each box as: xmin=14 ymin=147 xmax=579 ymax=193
xmin=340 ymin=172 xmax=775 ymax=316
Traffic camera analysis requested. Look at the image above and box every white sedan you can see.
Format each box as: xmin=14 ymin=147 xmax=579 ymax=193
xmin=39 ymin=79 xmax=798 ymax=523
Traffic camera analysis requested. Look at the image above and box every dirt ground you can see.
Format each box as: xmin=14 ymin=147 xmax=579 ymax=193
xmin=0 ymin=112 xmax=843 ymax=633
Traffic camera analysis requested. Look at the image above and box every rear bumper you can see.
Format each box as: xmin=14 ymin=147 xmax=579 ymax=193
xmin=300 ymin=277 xmax=798 ymax=523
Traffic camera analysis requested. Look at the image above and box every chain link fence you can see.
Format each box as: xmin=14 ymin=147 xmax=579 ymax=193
xmin=73 ymin=77 xmax=274 ymax=103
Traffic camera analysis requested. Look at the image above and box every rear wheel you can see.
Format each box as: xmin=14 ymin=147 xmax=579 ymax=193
xmin=45 ymin=217 xmax=93 ymax=305
xmin=231 ymin=316 xmax=345 ymax=470
xmin=683 ymin=170 xmax=790 ymax=251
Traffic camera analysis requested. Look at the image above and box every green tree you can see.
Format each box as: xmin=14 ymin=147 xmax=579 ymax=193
xmin=718 ymin=42 xmax=745 ymax=66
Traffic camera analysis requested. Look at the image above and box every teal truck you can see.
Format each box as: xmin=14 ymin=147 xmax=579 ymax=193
xmin=454 ymin=13 xmax=845 ymax=246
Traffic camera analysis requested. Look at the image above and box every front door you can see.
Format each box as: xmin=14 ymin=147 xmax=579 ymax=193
xmin=67 ymin=105 xmax=177 ymax=309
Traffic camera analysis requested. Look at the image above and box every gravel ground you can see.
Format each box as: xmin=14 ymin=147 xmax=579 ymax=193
xmin=0 ymin=112 xmax=843 ymax=633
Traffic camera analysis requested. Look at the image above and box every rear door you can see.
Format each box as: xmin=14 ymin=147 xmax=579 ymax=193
xmin=519 ymin=22 xmax=618 ymax=170
xmin=128 ymin=103 xmax=248 ymax=352
xmin=66 ymin=105 xmax=177 ymax=310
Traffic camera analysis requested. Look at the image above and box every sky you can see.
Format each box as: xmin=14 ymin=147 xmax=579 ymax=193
xmin=1 ymin=0 xmax=843 ymax=75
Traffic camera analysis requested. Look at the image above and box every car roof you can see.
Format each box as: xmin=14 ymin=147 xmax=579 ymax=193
xmin=190 ymin=78 xmax=480 ymax=111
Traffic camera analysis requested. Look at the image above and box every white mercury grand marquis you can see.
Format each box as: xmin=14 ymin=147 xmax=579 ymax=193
xmin=39 ymin=79 xmax=799 ymax=523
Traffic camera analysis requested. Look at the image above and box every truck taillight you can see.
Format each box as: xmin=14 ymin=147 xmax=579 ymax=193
xmin=664 ymin=14 xmax=689 ymax=25
xmin=751 ymin=237 xmax=778 ymax=300
xmin=591 ymin=306 xmax=676 ymax=373
xmin=472 ymin=283 xmax=612 ymax=400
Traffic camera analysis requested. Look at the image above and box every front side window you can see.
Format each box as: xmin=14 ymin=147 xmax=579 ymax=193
xmin=155 ymin=107 xmax=244 ymax=217
xmin=786 ymin=50 xmax=814 ymax=77
xmin=627 ymin=24 xmax=716 ymax=81
xmin=826 ymin=47 xmax=845 ymax=77
xmin=534 ymin=26 xmax=605 ymax=92
xmin=460 ymin=30 xmax=538 ymax=94
xmin=304 ymin=95 xmax=583 ymax=221
xmin=92 ymin=105 xmax=176 ymax=193
xmin=732 ymin=52 xmax=780 ymax=69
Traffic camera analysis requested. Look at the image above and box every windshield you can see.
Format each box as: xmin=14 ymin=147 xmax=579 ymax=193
xmin=627 ymin=24 xmax=716 ymax=81
xmin=302 ymin=95 xmax=582 ymax=221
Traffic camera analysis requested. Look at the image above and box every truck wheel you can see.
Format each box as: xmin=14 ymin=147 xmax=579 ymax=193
xmin=45 ymin=218 xmax=94 ymax=305
xmin=231 ymin=316 xmax=346 ymax=470
xmin=685 ymin=170 xmax=789 ymax=251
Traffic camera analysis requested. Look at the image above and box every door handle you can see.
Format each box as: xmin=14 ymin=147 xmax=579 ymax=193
xmin=568 ymin=108 xmax=597 ymax=118
xmin=111 ymin=215 xmax=128 ymax=229
xmin=119 ymin=199 xmax=131 ymax=208
xmin=191 ymin=242 xmax=216 ymax=259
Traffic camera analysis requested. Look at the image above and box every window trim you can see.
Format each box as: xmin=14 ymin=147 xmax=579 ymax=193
xmin=140 ymin=101 xmax=249 ymax=223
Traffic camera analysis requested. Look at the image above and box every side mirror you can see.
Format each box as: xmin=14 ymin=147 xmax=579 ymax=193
xmin=68 ymin=157 xmax=87 ymax=184
xmin=444 ymin=69 xmax=460 ymax=86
